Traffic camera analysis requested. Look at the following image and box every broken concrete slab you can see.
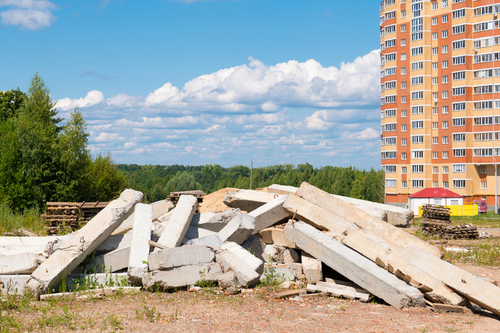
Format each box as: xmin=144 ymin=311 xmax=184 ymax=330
xmin=241 ymin=235 xmax=266 ymax=262
xmin=143 ymin=263 xmax=223 ymax=290
xmin=40 ymin=286 xmax=140 ymax=301
xmin=149 ymin=199 xmax=174 ymax=221
xmin=148 ymin=245 xmax=214 ymax=271
xmin=248 ymin=195 xmax=289 ymax=233
xmin=0 ymin=275 xmax=30 ymax=295
xmin=301 ymin=251 xmax=322 ymax=284
xmin=0 ymin=252 xmax=46 ymax=275
xmin=24 ymin=189 xmax=143 ymax=297
xmin=83 ymin=246 xmax=130 ymax=273
xmin=219 ymin=241 xmax=264 ymax=274
xmin=95 ymin=231 xmax=132 ymax=255
xmin=263 ymin=245 xmax=299 ymax=264
xmin=267 ymin=184 xmax=298 ymax=195
xmin=66 ymin=272 xmax=129 ymax=290
xmin=399 ymin=246 xmax=500 ymax=316
xmin=189 ymin=212 xmax=220 ymax=231
xmin=307 ymin=283 xmax=370 ymax=302
xmin=338 ymin=228 xmax=466 ymax=305
xmin=128 ymin=203 xmax=153 ymax=285
xmin=223 ymin=190 xmax=281 ymax=212
xmin=288 ymin=184 xmax=442 ymax=258
xmin=216 ymin=250 xmax=260 ymax=287
xmin=155 ymin=195 xmax=198 ymax=249
xmin=218 ymin=270 xmax=241 ymax=294
xmin=332 ymin=194 xmax=413 ymax=228
xmin=261 ymin=264 xmax=296 ymax=282
xmin=184 ymin=234 xmax=224 ymax=250
xmin=257 ymin=226 xmax=296 ymax=248
xmin=0 ymin=235 xmax=70 ymax=256
xmin=284 ymin=221 xmax=425 ymax=309
xmin=184 ymin=226 xmax=217 ymax=240
xmin=218 ymin=209 xmax=255 ymax=244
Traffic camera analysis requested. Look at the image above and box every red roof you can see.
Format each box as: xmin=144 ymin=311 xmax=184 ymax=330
xmin=409 ymin=188 xmax=462 ymax=198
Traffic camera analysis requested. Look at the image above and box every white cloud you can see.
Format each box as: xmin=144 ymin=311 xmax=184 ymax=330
xmin=0 ymin=0 xmax=56 ymax=30
xmin=106 ymin=94 xmax=141 ymax=108
xmin=56 ymin=90 xmax=104 ymax=111
xmin=94 ymin=132 xmax=121 ymax=142
xmin=341 ymin=127 xmax=380 ymax=141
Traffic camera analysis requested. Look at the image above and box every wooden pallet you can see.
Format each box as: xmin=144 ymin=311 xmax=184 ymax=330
xmin=42 ymin=201 xmax=109 ymax=235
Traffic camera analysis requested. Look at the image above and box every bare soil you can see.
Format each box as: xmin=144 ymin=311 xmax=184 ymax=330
xmin=198 ymin=188 xmax=238 ymax=213
xmin=11 ymin=287 xmax=500 ymax=333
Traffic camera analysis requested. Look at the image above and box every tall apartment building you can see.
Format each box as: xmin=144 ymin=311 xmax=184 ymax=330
xmin=380 ymin=0 xmax=500 ymax=210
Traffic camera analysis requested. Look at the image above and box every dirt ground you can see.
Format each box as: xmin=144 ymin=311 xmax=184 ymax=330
xmin=8 ymin=286 xmax=499 ymax=333
xmin=198 ymin=188 xmax=237 ymax=213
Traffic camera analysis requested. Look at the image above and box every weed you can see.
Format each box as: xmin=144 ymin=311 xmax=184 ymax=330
xmin=195 ymin=269 xmax=217 ymax=290
xmin=414 ymin=327 xmax=429 ymax=333
xmin=104 ymin=314 xmax=124 ymax=330
xmin=136 ymin=305 xmax=161 ymax=323
xmin=259 ymin=266 xmax=286 ymax=287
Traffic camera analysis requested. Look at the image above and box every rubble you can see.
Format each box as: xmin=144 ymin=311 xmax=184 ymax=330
xmin=1 ymin=182 xmax=498 ymax=317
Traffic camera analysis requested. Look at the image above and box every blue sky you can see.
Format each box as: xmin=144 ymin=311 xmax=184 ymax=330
xmin=1 ymin=0 xmax=382 ymax=170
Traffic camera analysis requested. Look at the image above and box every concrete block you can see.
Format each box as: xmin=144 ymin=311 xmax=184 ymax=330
xmin=184 ymin=234 xmax=224 ymax=250
xmin=148 ymin=245 xmax=214 ymax=271
xmin=267 ymin=184 xmax=298 ymax=195
xmin=95 ymin=231 xmax=132 ymax=254
xmin=0 ymin=275 xmax=30 ymax=295
xmin=66 ymin=273 xmax=129 ymax=290
xmin=184 ymin=226 xmax=217 ymax=240
xmin=143 ymin=263 xmax=222 ymax=290
xmin=84 ymin=246 xmax=130 ymax=273
xmin=241 ymin=235 xmax=266 ymax=262
xmin=284 ymin=221 xmax=425 ymax=309
xmin=263 ymin=245 xmax=299 ymax=264
xmin=399 ymin=246 xmax=500 ymax=316
xmin=128 ymin=203 xmax=153 ymax=284
xmin=0 ymin=252 xmax=46 ymax=275
xmin=219 ymin=241 xmax=264 ymax=274
xmin=0 ymin=235 xmax=70 ymax=256
xmin=189 ymin=212 xmax=220 ymax=231
xmin=25 ymin=189 xmax=143 ymax=297
xmin=293 ymin=183 xmax=440 ymax=257
xmin=223 ymin=190 xmax=281 ymax=212
xmin=258 ymin=227 xmax=296 ymax=248
xmin=218 ymin=209 xmax=255 ymax=244
xmin=307 ymin=283 xmax=370 ymax=302
xmin=218 ymin=271 xmax=241 ymax=294
xmin=156 ymin=195 xmax=198 ymax=249
xmin=261 ymin=264 xmax=296 ymax=282
xmin=301 ymin=251 xmax=322 ymax=283
xmin=216 ymin=250 xmax=260 ymax=287
xmin=149 ymin=199 xmax=174 ymax=221
xmin=248 ymin=195 xmax=290 ymax=233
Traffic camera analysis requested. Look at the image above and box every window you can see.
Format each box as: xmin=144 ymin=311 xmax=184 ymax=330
xmin=452 ymin=40 xmax=465 ymax=50
xmin=402 ymin=181 xmax=407 ymax=188
xmin=474 ymin=101 xmax=493 ymax=110
xmin=385 ymin=108 xmax=396 ymax=117
xmin=474 ymin=117 xmax=493 ymax=125
xmin=433 ymin=137 xmax=438 ymax=144
xmin=402 ymin=152 xmax=407 ymax=160
xmin=385 ymin=11 xmax=396 ymax=20
xmin=433 ymin=107 xmax=438 ymax=114
xmin=432 ymin=62 xmax=438 ymax=70
xmin=453 ymin=118 xmax=466 ymax=126
xmin=402 ymin=138 xmax=407 ymax=146
xmin=385 ymin=25 xmax=396 ymax=34
xmin=401 ymin=39 xmax=406 ymax=47
xmin=443 ymin=136 xmax=449 ymax=144
xmin=411 ymin=165 xmax=423 ymax=173
xmin=412 ymin=180 xmax=424 ymax=188
xmin=432 ymin=32 xmax=438 ymax=40
xmin=432 ymin=2 xmax=438 ymax=10
xmin=452 ymin=56 xmax=466 ymax=66
xmin=412 ymin=135 xmax=424 ymax=144
xmin=432 ymin=77 xmax=438 ymax=85
xmin=401 ymin=10 xmax=406 ymax=18
xmin=386 ymin=165 xmax=396 ymax=173
xmin=453 ymin=149 xmax=466 ymax=157
xmin=386 ymin=179 xmax=397 ymax=188
xmin=401 ymin=81 xmax=407 ymax=89
xmin=442 ymin=0 xmax=448 ymax=8
xmin=386 ymin=53 xmax=396 ymax=62
xmin=474 ymin=6 xmax=492 ymax=17
xmin=401 ymin=96 xmax=407 ymax=103
xmin=386 ymin=81 xmax=396 ymax=90
xmin=474 ymin=53 xmax=493 ymax=64
xmin=452 ymin=25 xmax=466 ymax=35
xmin=453 ymin=180 xmax=466 ymax=188
xmin=474 ymin=22 xmax=493 ymax=33
xmin=481 ymin=165 xmax=487 ymax=174
xmin=386 ymin=95 xmax=396 ymax=104
xmin=401 ymin=166 xmax=407 ymax=174
xmin=452 ymin=87 xmax=466 ymax=96
xmin=386 ymin=67 xmax=396 ymax=76
xmin=453 ymin=102 xmax=466 ymax=111
xmin=433 ymin=151 xmax=439 ymax=159
xmin=443 ymin=121 xmax=449 ymax=129
xmin=432 ymin=47 xmax=438 ymax=55
xmin=433 ymin=122 xmax=438 ymax=130
xmin=474 ymin=148 xmax=493 ymax=157
xmin=442 ymin=30 xmax=448 ymax=39
xmin=442 ymin=15 xmax=448 ymax=23
xmin=453 ymin=164 xmax=466 ymax=172
xmin=384 ymin=151 xmax=397 ymax=159
xmin=452 ymin=9 xmax=465 ymax=19
xmin=433 ymin=181 xmax=439 ymax=188
xmin=411 ymin=62 xmax=423 ymax=71
xmin=412 ymin=106 xmax=423 ymax=114
xmin=452 ymin=71 xmax=465 ymax=81
xmin=443 ymin=91 xmax=449 ymax=99
xmin=412 ymin=120 xmax=424 ymax=129
xmin=411 ymin=47 xmax=423 ymax=56
xmin=412 ymin=150 xmax=424 ymax=159
xmin=402 ymin=124 xmax=407 ymax=132
xmin=442 ymin=60 xmax=448 ymax=68
xmin=401 ymin=67 xmax=407 ymax=75
xmin=481 ymin=181 xmax=487 ymax=189
xmin=443 ymin=166 xmax=449 ymax=174
xmin=474 ymin=132 xmax=492 ymax=141
xmin=432 ymin=17 xmax=438 ymax=26
xmin=385 ymin=137 xmax=396 ymax=145
xmin=401 ymin=109 xmax=407 ymax=117
xmin=412 ymin=91 xmax=424 ymax=100
xmin=411 ymin=76 xmax=424 ymax=86
xmin=433 ymin=92 xmax=439 ymax=101
xmin=474 ymin=69 xmax=493 ymax=79
xmin=385 ymin=123 xmax=397 ymax=131
xmin=433 ymin=166 xmax=439 ymax=174
xmin=401 ymin=53 xmax=406 ymax=61
xmin=442 ymin=45 xmax=448 ymax=54
xmin=401 ymin=24 xmax=406 ymax=32
xmin=443 ymin=151 xmax=449 ymax=159
xmin=453 ymin=133 xmax=466 ymax=142
xmin=443 ymin=181 xmax=449 ymax=189
xmin=385 ymin=39 xmax=396 ymax=48
xmin=442 ymin=106 xmax=448 ymax=114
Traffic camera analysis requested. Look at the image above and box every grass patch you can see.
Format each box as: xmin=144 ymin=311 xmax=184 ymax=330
xmin=442 ymin=241 xmax=500 ymax=266
xmin=0 ymin=199 xmax=46 ymax=235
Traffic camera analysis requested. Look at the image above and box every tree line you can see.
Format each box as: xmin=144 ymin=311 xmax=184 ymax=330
xmin=117 ymin=163 xmax=385 ymax=204
xmin=0 ymin=74 xmax=126 ymax=212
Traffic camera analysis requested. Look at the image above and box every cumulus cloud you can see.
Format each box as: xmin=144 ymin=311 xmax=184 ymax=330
xmin=55 ymin=50 xmax=382 ymax=169
xmin=0 ymin=0 xmax=56 ymax=30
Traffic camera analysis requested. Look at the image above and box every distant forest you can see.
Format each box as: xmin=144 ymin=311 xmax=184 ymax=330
xmin=117 ymin=164 xmax=385 ymax=204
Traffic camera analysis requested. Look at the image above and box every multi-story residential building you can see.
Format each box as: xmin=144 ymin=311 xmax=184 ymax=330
xmin=380 ymin=0 xmax=500 ymax=210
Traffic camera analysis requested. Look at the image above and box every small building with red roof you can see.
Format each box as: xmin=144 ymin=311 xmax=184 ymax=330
xmin=408 ymin=188 xmax=463 ymax=217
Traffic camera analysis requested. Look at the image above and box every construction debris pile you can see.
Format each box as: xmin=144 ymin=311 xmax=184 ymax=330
xmin=42 ymin=202 xmax=109 ymax=235
xmin=1 ymin=183 xmax=500 ymax=317
xmin=421 ymin=204 xmax=479 ymax=239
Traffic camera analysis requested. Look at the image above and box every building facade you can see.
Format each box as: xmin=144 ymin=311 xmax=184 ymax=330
xmin=380 ymin=0 xmax=500 ymax=209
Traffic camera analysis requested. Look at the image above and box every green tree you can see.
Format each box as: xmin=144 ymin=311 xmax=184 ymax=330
xmin=164 ymin=171 xmax=202 ymax=194
xmin=0 ymin=88 xmax=26 ymax=121
xmin=86 ymin=154 xmax=127 ymax=202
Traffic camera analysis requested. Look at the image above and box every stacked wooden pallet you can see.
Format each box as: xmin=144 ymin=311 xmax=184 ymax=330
xmin=421 ymin=204 xmax=478 ymax=239
xmin=42 ymin=202 xmax=108 ymax=235
xmin=167 ymin=190 xmax=204 ymax=213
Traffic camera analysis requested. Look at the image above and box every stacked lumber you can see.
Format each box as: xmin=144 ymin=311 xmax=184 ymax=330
xmin=42 ymin=202 xmax=108 ymax=235
xmin=421 ymin=204 xmax=479 ymax=239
